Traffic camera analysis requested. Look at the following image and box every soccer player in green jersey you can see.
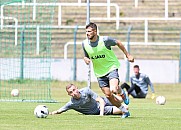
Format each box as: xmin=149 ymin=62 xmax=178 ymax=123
xmin=82 ymin=22 xmax=134 ymax=118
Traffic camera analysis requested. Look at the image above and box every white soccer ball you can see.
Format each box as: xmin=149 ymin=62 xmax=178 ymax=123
xmin=11 ymin=89 xmax=19 ymax=97
xmin=156 ymin=96 xmax=166 ymax=105
xmin=34 ymin=105 xmax=49 ymax=118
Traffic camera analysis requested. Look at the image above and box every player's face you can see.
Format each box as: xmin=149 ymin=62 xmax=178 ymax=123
xmin=133 ymin=67 xmax=140 ymax=76
xmin=67 ymin=85 xmax=80 ymax=99
xmin=86 ymin=27 xmax=97 ymax=40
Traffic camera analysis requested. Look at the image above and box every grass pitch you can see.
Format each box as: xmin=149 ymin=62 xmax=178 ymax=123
xmin=0 ymin=81 xmax=181 ymax=130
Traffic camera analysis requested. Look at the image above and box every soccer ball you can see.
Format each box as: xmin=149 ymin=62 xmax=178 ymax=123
xmin=156 ymin=96 xmax=166 ymax=105
xmin=11 ymin=89 xmax=19 ymax=97
xmin=34 ymin=105 xmax=49 ymax=118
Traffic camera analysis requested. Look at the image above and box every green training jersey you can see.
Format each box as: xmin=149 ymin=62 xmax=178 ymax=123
xmin=83 ymin=36 xmax=120 ymax=77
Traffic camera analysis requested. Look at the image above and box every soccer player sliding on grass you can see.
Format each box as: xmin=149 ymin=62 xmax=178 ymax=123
xmin=82 ymin=22 xmax=134 ymax=118
xmin=49 ymin=84 xmax=128 ymax=118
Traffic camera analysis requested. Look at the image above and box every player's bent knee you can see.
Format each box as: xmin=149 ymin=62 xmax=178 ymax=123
xmin=110 ymin=86 xmax=118 ymax=94
xmin=105 ymin=92 xmax=113 ymax=98
xmin=105 ymin=93 xmax=116 ymax=100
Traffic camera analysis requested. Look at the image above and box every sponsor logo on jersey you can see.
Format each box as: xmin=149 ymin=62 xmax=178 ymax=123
xmin=91 ymin=54 xmax=105 ymax=59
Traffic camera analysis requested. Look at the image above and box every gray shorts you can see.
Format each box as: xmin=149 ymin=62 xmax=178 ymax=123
xmin=102 ymin=97 xmax=114 ymax=115
xmin=97 ymin=69 xmax=119 ymax=88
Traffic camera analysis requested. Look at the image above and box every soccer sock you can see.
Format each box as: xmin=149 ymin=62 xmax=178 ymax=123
xmin=121 ymin=88 xmax=126 ymax=97
xmin=119 ymin=87 xmax=125 ymax=95
xmin=119 ymin=85 xmax=128 ymax=96
xmin=128 ymin=84 xmax=141 ymax=94
xmin=120 ymin=89 xmax=125 ymax=100
xmin=119 ymin=105 xmax=128 ymax=113
xmin=120 ymin=90 xmax=123 ymax=95
xmin=128 ymin=84 xmax=136 ymax=94
xmin=135 ymin=85 xmax=141 ymax=94
xmin=121 ymin=83 xmax=130 ymax=91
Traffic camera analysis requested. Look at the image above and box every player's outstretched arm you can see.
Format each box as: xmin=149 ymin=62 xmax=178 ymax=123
xmin=116 ymin=40 xmax=134 ymax=62
xmin=96 ymin=96 xmax=105 ymax=116
xmin=49 ymin=110 xmax=63 ymax=115
xmin=145 ymin=76 xmax=155 ymax=98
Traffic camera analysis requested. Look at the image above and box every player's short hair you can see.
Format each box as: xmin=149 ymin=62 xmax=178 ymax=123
xmin=134 ymin=65 xmax=139 ymax=69
xmin=66 ymin=84 xmax=74 ymax=91
xmin=86 ymin=22 xmax=97 ymax=31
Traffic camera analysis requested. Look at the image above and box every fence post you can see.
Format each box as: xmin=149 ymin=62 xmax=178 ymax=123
xmin=1 ymin=5 xmax=4 ymax=29
xmin=165 ymin=0 xmax=168 ymax=18
xmin=125 ymin=25 xmax=132 ymax=82
xmin=116 ymin=5 xmax=119 ymax=29
xmin=107 ymin=0 xmax=110 ymax=18
xmin=20 ymin=27 xmax=25 ymax=80
xmin=179 ymin=33 xmax=181 ymax=82
xmin=86 ymin=0 xmax=91 ymax=88
xmin=58 ymin=5 xmax=61 ymax=26
xmin=135 ymin=0 xmax=138 ymax=8
xmin=144 ymin=19 xmax=148 ymax=43
xmin=15 ymin=18 xmax=18 ymax=46
xmin=22 ymin=0 xmax=25 ymax=8
xmin=73 ymin=25 xmax=78 ymax=81
xmin=36 ymin=25 xmax=40 ymax=55
xmin=33 ymin=0 xmax=36 ymax=21
xmin=78 ymin=0 xmax=81 ymax=4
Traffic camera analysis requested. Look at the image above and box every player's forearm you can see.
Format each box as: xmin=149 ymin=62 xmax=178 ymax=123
xmin=116 ymin=40 xmax=130 ymax=57
xmin=117 ymin=41 xmax=134 ymax=63
xmin=50 ymin=110 xmax=63 ymax=115
xmin=150 ymin=84 xmax=155 ymax=93
xmin=99 ymin=104 xmax=104 ymax=116
xmin=96 ymin=97 xmax=105 ymax=116
xmin=147 ymin=78 xmax=155 ymax=93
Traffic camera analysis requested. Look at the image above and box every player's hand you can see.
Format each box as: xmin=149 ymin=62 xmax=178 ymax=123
xmin=127 ymin=55 xmax=134 ymax=62
xmin=99 ymin=113 xmax=104 ymax=116
xmin=83 ymin=57 xmax=91 ymax=65
xmin=49 ymin=112 xmax=53 ymax=115
xmin=49 ymin=111 xmax=57 ymax=115
xmin=151 ymin=93 xmax=156 ymax=99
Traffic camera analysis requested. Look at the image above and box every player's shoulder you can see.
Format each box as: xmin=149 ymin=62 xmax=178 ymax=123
xmin=79 ymin=87 xmax=90 ymax=93
xmin=102 ymin=36 xmax=110 ymax=41
xmin=140 ymin=73 xmax=149 ymax=78
xmin=130 ymin=75 xmax=135 ymax=79
xmin=82 ymin=38 xmax=88 ymax=43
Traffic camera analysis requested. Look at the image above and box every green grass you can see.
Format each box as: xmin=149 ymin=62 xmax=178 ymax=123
xmin=0 ymin=81 xmax=181 ymax=130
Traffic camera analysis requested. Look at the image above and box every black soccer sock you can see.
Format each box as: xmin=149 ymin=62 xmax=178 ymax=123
xmin=120 ymin=83 xmax=130 ymax=92
xmin=135 ymin=85 xmax=141 ymax=94
xmin=128 ymin=84 xmax=141 ymax=94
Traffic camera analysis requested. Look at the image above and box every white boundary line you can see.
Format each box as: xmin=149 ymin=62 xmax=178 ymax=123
xmin=131 ymin=108 xmax=181 ymax=110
